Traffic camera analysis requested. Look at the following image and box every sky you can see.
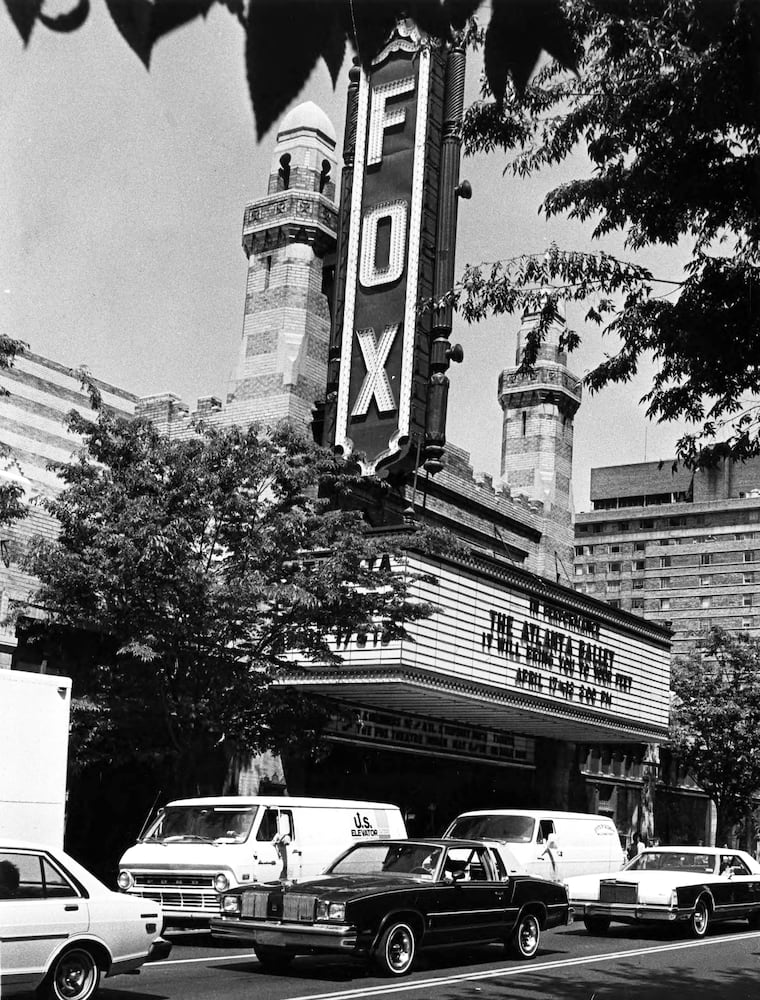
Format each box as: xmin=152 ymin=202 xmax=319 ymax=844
xmin=1 ymin=4 xmax=692 ymax=512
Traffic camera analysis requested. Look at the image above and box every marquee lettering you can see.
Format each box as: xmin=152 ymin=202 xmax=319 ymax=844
xmin=359 ymin=200 xmax=408 ymax=287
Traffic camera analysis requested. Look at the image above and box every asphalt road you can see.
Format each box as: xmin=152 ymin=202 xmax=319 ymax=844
xmin=99 ymin=922 xmax=760 ymax=1000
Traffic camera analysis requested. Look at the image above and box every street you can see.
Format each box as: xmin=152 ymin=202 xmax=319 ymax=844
xmin=103 ymin=922 xmax=760 ymax=1000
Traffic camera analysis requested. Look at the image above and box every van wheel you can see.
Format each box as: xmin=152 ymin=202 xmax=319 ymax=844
xmin=373 ymin=921 xmax=417 ymax=976
xmin=584 ymin=916 xmax=611 ymax=935
xmin=509 ymin=912 xmax=541 ymax=959
xmin=688 ymin=897 xmax=710 ymax=938
xmin=253 ymin=944 xmax=294 ymax=972
xmin=41 ymin=946 xmax=101 ymax=1000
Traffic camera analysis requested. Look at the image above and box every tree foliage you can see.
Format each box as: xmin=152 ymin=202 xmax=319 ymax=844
xmin=460 ymin=0 xmax=760 ymax=469
xmin=4 ymin=0 xmax=576 ymax=139
xmin=670 ymin=627 xmax=760 ymax=844
xmin=25 ymin=407 xmax=441 ymax=795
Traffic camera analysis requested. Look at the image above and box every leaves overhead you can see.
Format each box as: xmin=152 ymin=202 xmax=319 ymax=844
xmin=459 ymin=0 xmax=760 ymax=469
xmin=5 ymin=0 xmax=574 ymax=138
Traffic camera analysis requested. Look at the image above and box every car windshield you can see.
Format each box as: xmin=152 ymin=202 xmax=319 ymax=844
xmin=142 ymin=805 xmax=258 ymax=844
xmin=447 ymin=815 xmax=535 ymax=843
xmin=625 ymin=851 xmax=716 ymax=874
xmin=328 ymin=843 xmax=443 ymax=878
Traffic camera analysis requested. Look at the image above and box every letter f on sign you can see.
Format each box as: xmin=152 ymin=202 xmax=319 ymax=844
xmin=367 ymin=77 xmax=416 ymax=166
xmin=351 ymin=324 xmax=398 ymax=417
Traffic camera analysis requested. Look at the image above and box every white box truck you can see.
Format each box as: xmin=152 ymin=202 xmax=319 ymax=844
xmin=0 ymin=669 xmax=71 ymax=846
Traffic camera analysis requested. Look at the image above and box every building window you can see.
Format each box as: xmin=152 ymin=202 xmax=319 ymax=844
xmin=608 ymin=562 xmax=621 ymax=573
xmin=660 ymin=577 xmax=670 ymax=589
xmin=660 ymin=556 xmax=671 ymax=568
xmin=575 ymin=546 xmax=584 ymax=556
xmin=619 ymin=523 xmax=629 ymax=531
xmin=522 ymin=411 xmax=527 ymax=436
xmin=587 ymin=564 xmax=595 ymax=574
xmin=635 ymin=560 xmax=645 ymax=570
xmin=744 ymin=595 xmax=753 ymax=607
xmin=608 ymin=579 xmax=620 ymax=589
xmin=634 ymin=542 xmax=646 ymax=551
xmin=660 ymin=598 xmax=670 ymax=611
xmin=700 ymin=576 xmax=711 ymax=586
xmin=700 ymin=596 xmax=711 ymax=609
xmin=593 ymin=525 xmax=604 ymax=534
xmin=745 ymin=551 xmax=755 ymax=563
xmin=574 ymin=565 xmax=583 ymax=576
xmin=608 ymin=599 xmax=620 ymax=609
xmin=701 ymin=553 xmax=712 ymax=566
xmin=611 ymin=545 xmax=621 ymax=553
xmin=578 ymin=524 xmax=589 ymax=533
xmin=743 ymin=618 xmax=753 ymax=628
xmin=641 ymin=519 xmax=653 ymax=529
xmin=633 ymin=579 xmax=644 ymax=589
xmin=631 ymin=598 xmax=644 ymax=610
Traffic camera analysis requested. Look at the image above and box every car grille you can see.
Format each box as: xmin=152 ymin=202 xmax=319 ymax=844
xmin=138 ymin=889 xmax=221 ymax=911
xmin=134 ymin=874 xmax=215 ymax=888
xmin=283 ymin=893 xmax=316 ymax=922
xmin=242 ymin=890 xmax=270 ymax=919
xmin=600 ymin=881 xmax=638 ymax=904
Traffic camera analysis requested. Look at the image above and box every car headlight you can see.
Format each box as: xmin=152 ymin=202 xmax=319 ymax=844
xmin=117 ymin=870 xmax=135 ymax=891
xmin=214 ymin=873 xmax=230 ymax=893
xmin=222 ymin=894 xmax=241 ymax=915
xmin=316 ymin=900 xmax=346 ymax=922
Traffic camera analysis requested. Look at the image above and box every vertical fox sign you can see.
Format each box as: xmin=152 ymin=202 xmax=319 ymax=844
xmin=330 ymin=22 xmax=446 ymax=476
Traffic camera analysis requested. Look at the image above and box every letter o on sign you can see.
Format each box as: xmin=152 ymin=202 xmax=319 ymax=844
xmin=359 ymin=200 xmax=408 ymax=288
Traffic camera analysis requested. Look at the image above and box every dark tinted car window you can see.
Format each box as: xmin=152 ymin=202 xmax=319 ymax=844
xmin=448 ymin=815 xmax=535 ymax=843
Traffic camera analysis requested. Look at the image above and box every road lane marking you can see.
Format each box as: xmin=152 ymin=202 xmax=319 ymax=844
xmin=284 ymin=930 xmax=760 ymax=1000
xmin=150 ymin=952 xmax=261 ymax=967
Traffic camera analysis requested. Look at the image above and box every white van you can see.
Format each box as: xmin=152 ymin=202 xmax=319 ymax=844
xmin=443 ymin=810 xmax=624 ymax=881
xmin=117 ymin=795 xmax=406 ymax=925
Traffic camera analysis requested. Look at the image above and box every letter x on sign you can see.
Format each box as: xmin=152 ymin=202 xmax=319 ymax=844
xmin=351 ymin=323 xmax=398 ymax=417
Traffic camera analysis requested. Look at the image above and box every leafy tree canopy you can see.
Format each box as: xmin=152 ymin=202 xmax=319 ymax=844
xmin=25 ymin=406 xmax=442 ymax=795
xmin=4 ymin=0 xmax=576 ymax=138
xmin=459 ymin=0 xmax=760 ymax=469
xmin=670 ymin=627 xmax=760 ymax=845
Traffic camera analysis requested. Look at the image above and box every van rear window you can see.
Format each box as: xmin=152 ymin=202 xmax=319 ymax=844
xmin=448 ymin=815 xmax=535 ymax=843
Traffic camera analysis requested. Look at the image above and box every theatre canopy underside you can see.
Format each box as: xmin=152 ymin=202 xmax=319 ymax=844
xmin=278 ymin=553 xmax=672 ymax=745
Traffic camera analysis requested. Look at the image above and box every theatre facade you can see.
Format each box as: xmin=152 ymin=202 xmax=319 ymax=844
xmin=276 ymin=549 xmax=671 ymax=839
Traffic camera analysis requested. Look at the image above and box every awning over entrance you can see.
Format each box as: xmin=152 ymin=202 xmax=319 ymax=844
xmin=278 ymin=665 xmax=670 ymax=744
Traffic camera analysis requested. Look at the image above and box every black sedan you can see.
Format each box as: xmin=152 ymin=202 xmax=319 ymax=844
xmin=210 ymin=838 xmax=570 ymax=976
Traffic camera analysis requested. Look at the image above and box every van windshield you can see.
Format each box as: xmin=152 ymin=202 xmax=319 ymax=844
xmin=447 ymin=815 xmax=535 ymax=843
xmin=142 ymin=805 xmax=258 ymax=844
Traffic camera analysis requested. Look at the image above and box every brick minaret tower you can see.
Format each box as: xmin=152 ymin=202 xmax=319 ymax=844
xmin=498 ymin=307 xmax=582 ymax=581
xmin=226 ymin=102 xmax=338 ymax=428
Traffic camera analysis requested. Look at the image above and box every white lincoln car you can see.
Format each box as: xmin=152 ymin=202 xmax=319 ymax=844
xmin=566 ymin=846 xmax=760 ymax=938
xmin=0 ymin=841 xmax=171 ymax=1000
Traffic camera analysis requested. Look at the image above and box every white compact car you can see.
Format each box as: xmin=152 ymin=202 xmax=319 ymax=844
xmin=566 ymin=845 xmax=760 ymax=938
xmin=0 ymin=841 xmax=171 ymax=1000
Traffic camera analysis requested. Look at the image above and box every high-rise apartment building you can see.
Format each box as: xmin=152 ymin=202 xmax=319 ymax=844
xmin=574 ymin=457 xmax=760 ymax=656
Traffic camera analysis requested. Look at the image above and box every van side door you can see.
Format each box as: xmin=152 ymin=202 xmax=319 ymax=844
xmin=251 ymin=807 xmax=299 ymax=881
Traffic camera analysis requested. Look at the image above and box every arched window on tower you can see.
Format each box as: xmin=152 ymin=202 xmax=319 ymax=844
xmin=319 ymin=158 xmax=331 ymax=194
xmin=521 ymin=411 xmax=527 ymax=436
xmin=278 ymin=153 xmax=291 ymax=190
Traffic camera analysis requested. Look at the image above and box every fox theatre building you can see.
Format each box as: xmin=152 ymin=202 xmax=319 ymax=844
xmin=284 ymin=19 xmax=674 ymax=843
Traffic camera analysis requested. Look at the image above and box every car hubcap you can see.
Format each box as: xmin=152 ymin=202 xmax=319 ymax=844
xmin=695 ymin=905 xmax=707 ymax=933
xmin=56 ymin=952 xmax=95 ymax=999
xmin=387 ymin=927 xmax=413 ymax=971
xmin=520 ymin=917 xmax=538 ymax=955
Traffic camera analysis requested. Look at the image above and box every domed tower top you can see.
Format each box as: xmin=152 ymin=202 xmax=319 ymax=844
xmin=268 ymin=100 xmax=338 ymax=201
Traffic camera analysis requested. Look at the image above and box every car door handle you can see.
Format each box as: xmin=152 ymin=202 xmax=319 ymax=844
xmin=64 ymin=904 xmax=79 ymax=911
